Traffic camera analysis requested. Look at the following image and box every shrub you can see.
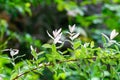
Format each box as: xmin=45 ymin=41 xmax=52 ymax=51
xmin=0 ymin=25 xmax=120 ymax=80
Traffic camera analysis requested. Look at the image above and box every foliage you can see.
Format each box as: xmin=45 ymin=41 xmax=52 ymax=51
xmin=0 ymin=0 xmax=120 ymax=80
xmin=0 ymin=25 xmax=120 ymax=80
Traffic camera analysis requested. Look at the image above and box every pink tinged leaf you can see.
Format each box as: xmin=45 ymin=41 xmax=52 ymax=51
xmin=13 ymin=49 xmax=19 ymax=55
xmin=109 ymin=40 xmax=116 ymax=43
xmin=57 ymin=40 xmax=63 ymax=43
xmin=69 ymin=24 xmax=75 ymax=33
xmin=53 ymin=31 xmax=56 ymax=37
xmin=10 ymin=49 xmax=19 ymax=56
xmin=54 ymin=37 xmax=60 ymax=44
xmin=69 ymin=36 xmax=73 ymax=40
xmin=54 ymin=33 xmax=62 ymax=44
xmin=53 ymin=28 xmax=62 ymax=38
xmin=30 ymin=45 xmax=34 ymax=51
xmin=53 ymin=29 xmax=58 ymax=37
xmin=57 ymin=28 xmax=62 ymax=35
xmin=110 ymin=29 xmax=119 ymax=40
xmin=10 ymin=51 xmax=14 ymax=56
xmin=71 ymin=33 xmax=75 ymax=36
xmin=72 ymin=33 xmax=80 ymax=40
xmin=2 ymin=48 xmax=19 ymax=56
xmin=47 ymin=31 xmax=54 ymax=40
xmin=72 ymin=24 xmax=75 ymax=32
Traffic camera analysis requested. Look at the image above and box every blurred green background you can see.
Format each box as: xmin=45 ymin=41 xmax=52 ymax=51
xmin=0 ymin=0 xmax=120 ymax=56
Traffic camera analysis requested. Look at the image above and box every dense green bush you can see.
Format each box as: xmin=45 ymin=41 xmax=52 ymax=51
xmin=0 ymin=0 xmax=120 ymax=80
xmin=0 ymin=25 xmax=120 ymax=80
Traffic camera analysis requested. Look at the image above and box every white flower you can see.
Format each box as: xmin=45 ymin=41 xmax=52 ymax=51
xmin=110 ymin=29 xmax=119 ymax=40
xmin=47 ymin=28 xmax=63 ymax=44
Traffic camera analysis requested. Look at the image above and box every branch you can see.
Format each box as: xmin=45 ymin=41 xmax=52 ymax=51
xmin=12 ymin=56 xmax=119 ymax=80
xmin=12 ymin=62 xmax=51 ymax=80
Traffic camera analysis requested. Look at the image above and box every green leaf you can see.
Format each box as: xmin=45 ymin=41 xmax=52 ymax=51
xmin=75 ymin=49 xmax=81 ymax=58
xmin=58 ymin=73 xmax=66 ymax=79
xmin=26 ymin=60 xmax=32 ymax=66
xmin=42 ymin=44 xmax=51 ymax=48
xmin=62 ymin=50 xmax=68 ymax=55
xmin=10 ymin=72 xmax=18 ymax=80
xmin=90 ymin=41 xmax=94 ymax=48
xmin=14 ymin=61 xmax=24 ymax=70
xmin=30 ymin=46 xmax=37 ymax=59
xmin=73 ymin=41 xmax=81 ymax=49
xmin=37 ymin=57 xmax=45 ymax=64
xmin=38 ymin=51 xmax=45 ymax=56
xmin=67 ymin=48 xmax=73 ymax=53
xmin=52 ymin=44 xmax=57 ymax=52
